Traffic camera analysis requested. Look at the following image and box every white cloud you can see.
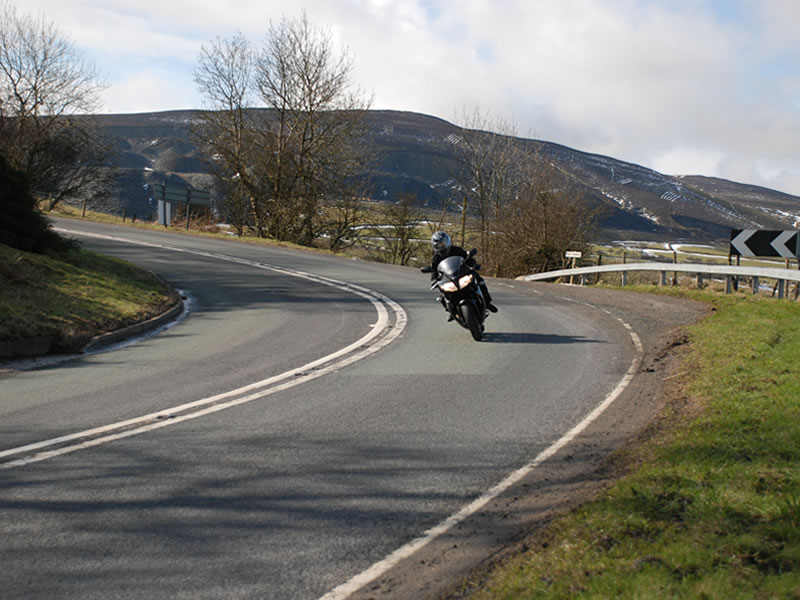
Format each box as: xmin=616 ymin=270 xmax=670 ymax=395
xmin=10 ymin=0 xmax=800 ymax=195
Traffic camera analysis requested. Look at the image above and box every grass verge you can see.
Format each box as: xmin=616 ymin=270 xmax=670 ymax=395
xmin=0 ymin=242 xmax=175 ymax=352
xmin=464 ymin=288 xmax=800 ymax=599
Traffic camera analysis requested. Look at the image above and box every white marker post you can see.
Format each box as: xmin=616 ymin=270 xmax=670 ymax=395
xmin=566 ymin=251 xmax=582 ymax=284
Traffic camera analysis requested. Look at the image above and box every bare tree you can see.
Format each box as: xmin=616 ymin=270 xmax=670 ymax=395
xmin=492 ymin=152 xmax=598 ymax=277
xmin=363 ymin=195 xmax=425 ymax=265
xmin=0 ymin=2 xmax=109 ymax=209
xmin=193 ymin=33 xmax=264 ymax=235
xmin=450 ymin=109 xmax=527 ymax=269
xmin=451 ymin=109 xmax=600 ymax=277
xmin=194 ymin=12 xmax=371 ymax=246
xmin=317 ymin=195 xmax=365 ymax=251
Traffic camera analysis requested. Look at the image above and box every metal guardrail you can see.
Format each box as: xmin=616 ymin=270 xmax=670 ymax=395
xmin=518 ymin=262 xmax=800 ymax=298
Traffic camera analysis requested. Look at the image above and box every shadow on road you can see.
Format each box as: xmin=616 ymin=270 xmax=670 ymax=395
xmin=0 ymin=428 xmax=626 ymax=599
xmin=481 ymin=332 xmax=606 ymax=345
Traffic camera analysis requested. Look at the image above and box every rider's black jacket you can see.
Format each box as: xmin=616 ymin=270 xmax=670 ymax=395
xmin=430 ymin=245 xmax=474 ymax=279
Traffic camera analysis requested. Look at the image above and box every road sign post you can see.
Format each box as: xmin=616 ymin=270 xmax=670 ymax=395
xmin=730 ymin=229 xmax=799 ymax=298
xmin=565 ymin=251 xmax=582 ymax=284
xmin=150 ymin=183 xmax=211 ymax=228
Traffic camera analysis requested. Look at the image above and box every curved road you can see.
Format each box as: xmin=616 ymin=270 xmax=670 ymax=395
xmin=0 ymin=220 xmax=705 ymax=599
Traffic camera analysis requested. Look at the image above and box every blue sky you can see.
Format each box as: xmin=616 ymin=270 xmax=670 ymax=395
xmin=13 ymin=0 xmax=800 ymax=196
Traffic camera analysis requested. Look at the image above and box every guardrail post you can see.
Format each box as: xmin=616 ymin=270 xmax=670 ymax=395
xmin=726 ymin=275 xmax=733 ymax=294
xmin=696 ymin=273 xmax=704 ymax=289
xmin=660 ymin=271 xmax=667 ymax=286
xmin=621 ymin=271 xmax=628 ymax=286
xmin=778 ymin=280 xmax=785 ymax=299
xmin=752 ymin=276 xmax=759 ymax=295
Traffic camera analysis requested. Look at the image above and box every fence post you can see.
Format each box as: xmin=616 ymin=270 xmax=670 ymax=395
xmin=596 ymin=253 xmax=603 ymax=284
xmin=795 ymin=260 xmax=800 ymax=299
xmin=672 ymin=249 xmax=678 ymax=285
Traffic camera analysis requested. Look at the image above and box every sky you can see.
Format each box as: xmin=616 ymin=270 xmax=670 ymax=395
xmin=12 ymin=0 xmax=800 ymax=196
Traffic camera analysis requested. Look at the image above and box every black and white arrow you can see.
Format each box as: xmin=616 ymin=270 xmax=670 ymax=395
xmin=771 ymin=230 xmax=798 ymax=258
xmin=730 ymin=229 xmax=757 ymax=256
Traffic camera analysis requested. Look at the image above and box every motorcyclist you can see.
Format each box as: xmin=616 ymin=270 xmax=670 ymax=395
xmin=427 ymin=231 xmax=498 ymax=314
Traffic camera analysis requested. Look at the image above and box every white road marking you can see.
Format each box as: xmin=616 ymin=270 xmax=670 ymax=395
xmin=318 ymin=302 xmax=643 ymax=600
xmin=1 ymin=229 xmax=406 ymax=470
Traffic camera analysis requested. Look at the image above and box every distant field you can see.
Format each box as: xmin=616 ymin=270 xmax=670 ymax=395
xmin=593 ymin=241 xmax=795 ymax=269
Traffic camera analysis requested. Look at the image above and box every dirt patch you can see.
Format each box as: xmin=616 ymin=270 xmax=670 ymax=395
xmin=344 ymin=282 xmax=711 ymax=600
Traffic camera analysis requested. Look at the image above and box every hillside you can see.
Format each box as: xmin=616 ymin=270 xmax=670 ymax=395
xmin=92 ymin=109 xmax=800 ymax=244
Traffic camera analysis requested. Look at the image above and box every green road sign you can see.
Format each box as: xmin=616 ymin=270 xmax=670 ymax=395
xmin=151 ymin=183 xmax=211 ymax=207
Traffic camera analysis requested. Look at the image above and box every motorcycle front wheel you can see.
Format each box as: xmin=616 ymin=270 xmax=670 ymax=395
xmin=460 ymin=302 xmax=483 ymax=341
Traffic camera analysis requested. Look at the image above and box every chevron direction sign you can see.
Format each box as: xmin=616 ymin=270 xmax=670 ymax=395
xmin=730 ymin=229 xmax=800 ymax=258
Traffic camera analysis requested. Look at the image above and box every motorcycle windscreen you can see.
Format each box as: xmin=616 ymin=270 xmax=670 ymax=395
xmin=437 ymin=256 xmax=464 ymax=279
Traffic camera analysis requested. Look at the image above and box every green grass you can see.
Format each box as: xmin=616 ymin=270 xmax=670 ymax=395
xmin=0 ymin=243 xmax=174 ymax=351
xmin=467 ymin=290 xmax=800 ymax=599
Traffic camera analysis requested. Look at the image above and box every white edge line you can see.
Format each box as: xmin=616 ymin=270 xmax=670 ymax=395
xmin=318 ymin=316 xmax=643 ymax=600
xmin=1 ymin=229 xmax=406 ymax=467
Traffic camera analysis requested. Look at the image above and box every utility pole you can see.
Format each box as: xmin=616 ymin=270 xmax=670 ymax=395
xmin=460 ymin=196 xmax=467 ymax=247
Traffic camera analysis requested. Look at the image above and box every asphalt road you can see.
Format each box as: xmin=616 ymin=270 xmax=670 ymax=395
xmin=0 ymin=219 xmax=705 ymax=599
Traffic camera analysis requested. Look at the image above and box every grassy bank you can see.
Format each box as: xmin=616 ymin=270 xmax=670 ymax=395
xmin=0 ymin=242 xmax=174 ymax=352
xmin=466 ymin=289 xmax=800 ymax=599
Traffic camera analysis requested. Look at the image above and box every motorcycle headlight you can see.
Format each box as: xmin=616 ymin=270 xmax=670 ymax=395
xmin=440 ymin=281 xmax=458 ymax=292
xmin=458 ymin=274 xmax=474 ymax=288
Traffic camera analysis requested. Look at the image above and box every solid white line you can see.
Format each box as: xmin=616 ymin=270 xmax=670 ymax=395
xmin=318 ymin=314 xmax=642 ymax=600
xmin=1 ymin=229 xmax=407 ymax=469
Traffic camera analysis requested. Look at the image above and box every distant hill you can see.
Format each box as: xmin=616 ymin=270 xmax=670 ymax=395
xmin=93 ymin=109 xmax=800 ymax=244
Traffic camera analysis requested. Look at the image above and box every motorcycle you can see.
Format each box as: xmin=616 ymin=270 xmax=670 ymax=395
xmin=421 ymin=249 xmax=488 ymax=341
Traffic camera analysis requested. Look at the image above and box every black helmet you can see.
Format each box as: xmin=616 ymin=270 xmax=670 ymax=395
xmin=431 ymin=231 xmax=451 ymax=254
